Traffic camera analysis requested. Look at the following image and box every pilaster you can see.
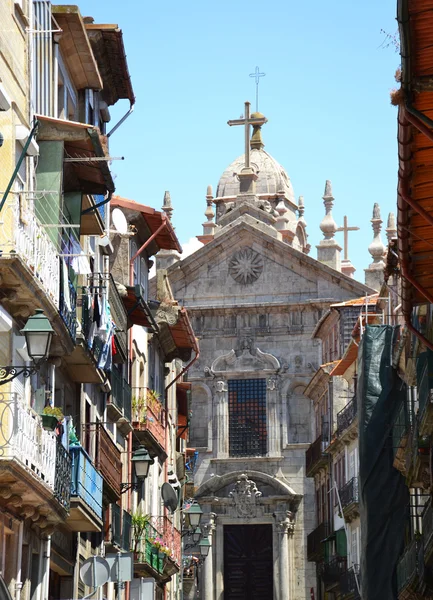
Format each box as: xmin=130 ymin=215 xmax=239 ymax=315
xmin=214 ymin=380 xmax=229 ymax=457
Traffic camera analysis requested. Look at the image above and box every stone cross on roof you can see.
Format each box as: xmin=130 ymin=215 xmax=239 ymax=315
xmin=227 ymin=101 xmax=267 ymax=170
xmin=336 ymin=215 xmax=359 ymax=261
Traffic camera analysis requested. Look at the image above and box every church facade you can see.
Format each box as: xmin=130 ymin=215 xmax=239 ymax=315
xmin=163 ymin=105 xmax=373 ymax=600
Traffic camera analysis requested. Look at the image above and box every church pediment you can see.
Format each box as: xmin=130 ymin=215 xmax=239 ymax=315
xmin=167 ymin=220 xmax=373 ymax=307
xmin=211 ymin=346 xmax=279 ymax=375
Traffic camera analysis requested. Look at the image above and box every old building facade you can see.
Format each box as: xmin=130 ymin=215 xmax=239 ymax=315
xmin=164 ymin=108 xmax=373 ymax=599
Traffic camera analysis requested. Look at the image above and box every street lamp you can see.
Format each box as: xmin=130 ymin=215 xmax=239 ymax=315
xmin=0 ymin=309 xmax=54 ymax=385
xmin=184 ymin=502 xmax=203 ymax=528
xmin=121 ymin=446 xmax=154 ymax=493
xmin=198 ymin=537 xmax=211 ymax=557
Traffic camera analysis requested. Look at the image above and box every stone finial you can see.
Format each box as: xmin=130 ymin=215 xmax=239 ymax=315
xmin=319 ymin=180 xmax=337 ymax=241
xmin=197 ymin=184 xmax=216 ymax=245
xmin=386 ymin=212 xmax=397 ymax=244
xmin=298 ymin=196 xmax=306 ymax=224
xmin=162 ymin=191 xmax=173 ymax=221
xmin=365 ymin=203 xmax=386 ymax=290
xmin=368 ymin=203 xmax=386 ymax=264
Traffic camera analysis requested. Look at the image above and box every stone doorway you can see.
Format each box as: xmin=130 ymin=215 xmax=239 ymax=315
xmin=223 ymin=524 xmax=273 ymax=599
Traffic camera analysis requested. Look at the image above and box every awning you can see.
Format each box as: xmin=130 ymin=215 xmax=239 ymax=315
xmin=36 ymin=115 xmax=114 ymax=195
xmin=52 ymin=6 xmax=103 ymax=90
xmin=121 ymin=285 xmax=158 ymax=331
xmin=111 ymin=196 xmax=182 ymax=253
xmin=85 ymin=24 xmax=135 ymax=106
xmin=169 ymin=308 xmax=199 ymax=356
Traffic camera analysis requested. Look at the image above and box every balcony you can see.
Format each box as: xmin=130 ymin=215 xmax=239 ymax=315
xmin=417 ymin=351 xmax=433 ymax=437
xmin=68 ymin=445 xmax=103 ymax=531
xmin=84 ymin=423 xmax=121 ymax=499
xmin=132 ymin=388 xmax=167 ymax=461
xmin=321 ymin=556 xmax=347 ymax=589
xmin=397 ymin=538 xmax=424 ymax=596
xmin=305 ymin=434 xmax=328 ymax=477
xmin=307 ymin=522 xmax=329 ymax=562
xmin=59 ymin=263 xmax=77 ymax=343
xmin=123 ymin=510 xmax=132 ymax=552
xmin=107 ymin=368 xmax=132 ymax=434
xmin=392 ymin=399 xmax=409 ymax=475
xmin=423 ymin=499 xmax=433 ymax=565
xmin=109 ymin=274 xmax=128 ymax=362
xmin=133 ymin=517 xmax=181 ymax=580
xmin=337 ymin=397 xmax=357 ymax=439
xmin=0 ymin=393 xmax=70 ymax=525
xmin=339 ymin=478 xmax=359 ymax=523
xmin=0 ymin=200 xmax=76 ymax=356
xmin=340 ymin=565 xmax=361 ymax=599
xmin=106 ymin=503 xmax=122 ymax=548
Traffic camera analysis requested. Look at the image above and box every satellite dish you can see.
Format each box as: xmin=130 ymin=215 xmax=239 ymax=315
xmin=111 ymin=208 xmax=128 ymax=234
xmin=162 ymin=482 xmax=179 ymax=513
xmin=80 ymin=556 xmax=110 ymax=588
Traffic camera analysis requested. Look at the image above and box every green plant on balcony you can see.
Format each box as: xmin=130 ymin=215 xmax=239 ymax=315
xmin=147 ymin=389 xmax=162 ymax=415
xmin=131 ymin=513 xmax=151 ymax=553
xmin=41 ymin=405 xmax=64 ymax=431
xmin=132 ymin=395 xmax=146 ymax=423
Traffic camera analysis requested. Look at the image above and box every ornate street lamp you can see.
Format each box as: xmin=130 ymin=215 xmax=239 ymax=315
xmin=184 ymin=502 xmax=203 ymax=528
xmin=121 ymin=446 xmax=154 ymax=493
xmin=198 ymin=536 xmax=211 ymax=557
xmin=0 ymin=309 xmax=54 ymax=385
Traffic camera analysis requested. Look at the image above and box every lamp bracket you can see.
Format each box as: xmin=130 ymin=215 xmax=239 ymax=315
xmin=0 ymin=365 xmax=39 ymax=386
xmin=120 ymin=482 xmax=142 ymax=494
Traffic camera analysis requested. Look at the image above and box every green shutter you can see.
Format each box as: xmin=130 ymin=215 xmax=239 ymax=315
xmin=336 ymin=528 xmax=347 ymax=557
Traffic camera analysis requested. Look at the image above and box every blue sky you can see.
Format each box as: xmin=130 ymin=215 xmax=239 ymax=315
xmin=80 ymin=0 xmax=399 ymax=279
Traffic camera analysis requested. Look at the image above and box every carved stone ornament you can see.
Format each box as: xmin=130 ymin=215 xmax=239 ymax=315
xmin=215 ymin=380 xmax=228 ymax=393
xmin=267 ymin=377 xmax=279 ymax=391
xmin=211 ymin=347 xmax=280 ymax=375
xmin=155 ymin=302 xmax=180 ymax=326
xmin=229 ymin=474 xmax=262 ymax=518
xmin=228 ymin=247 xmax=263 ymax=285
xmin=274 ymin=510 xmax=296 ymax=535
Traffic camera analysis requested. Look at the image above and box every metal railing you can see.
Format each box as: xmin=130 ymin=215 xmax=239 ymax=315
xmin=150 ymin=516 xmax=182 ymax=566
xmin=337 ymin=397 xmax=357 ymax=435
xmin=340 ymin=565 xmax=360 ymax=598
xmin=132 ymin=387 xmax=167 ymax=452
xmin=111 ymin=503 xmax=121 ymax=547
xmin=7 ymin=200 xmax=60 ymax=304
xmin=307 ymin=522 xmax=329 ymax=561
xmin=110 ymin=368 xmax=132 ymax=422
xmin=422 ymin=498 xmax=433 ymax=550
xmin=70 ymin=445 xmax=103 ymax=519
xmin=0 ymin=392 xmax=56 ymax=489
xmin=339 ymin=477 xmax=359 ymax=509
xmin=59 ymin=263 xmax=77 ymax=342
xmin=392 ymin=400 xmax=408 ymax=458
xmin=83 ymin=423 xmax=121 ymax=497
xmin=109 ymin=274 xmax=128 ymax=359
xmin=306 ymin=434 xmax=327 ymax=476
xmin=321 ymin=556 xmax=347 ymax=585
xmin=122 ymin=510 xmax=132 ymax=552
xmin=418 ymin=358 xmax=432 ymax=421
xmin=54 ymin=438 xmax=72 ymax=511
xmin=396 ymin=538 xmax=424 ymax=593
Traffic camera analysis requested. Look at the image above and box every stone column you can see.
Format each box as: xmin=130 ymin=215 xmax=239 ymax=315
xmin=215 ymin=380 xmax=228 ymax=457
xmin=202 ymin=513 xmax=217 ymax=600
xmin=274 ymin=511 xmax=295 ymax=600
xmin=267 ymin=377 xmax=280 ymax=456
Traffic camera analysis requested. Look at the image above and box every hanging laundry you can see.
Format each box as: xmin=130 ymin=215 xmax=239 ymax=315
xmin=61 ymin=259 xmax=72 ymax=311
xmin=70 ymin=239 xmax=91 ymax=275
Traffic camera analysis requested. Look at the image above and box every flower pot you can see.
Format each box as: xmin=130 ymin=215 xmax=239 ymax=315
xmin=41 ymin=414 xmax=58 ymax=431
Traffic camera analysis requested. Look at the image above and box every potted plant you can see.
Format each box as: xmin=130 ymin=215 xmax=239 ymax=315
xmin=41 ymin=406 xmax=64 ymax=431
xmin=131 ymin=513 xmax=150 ymax=556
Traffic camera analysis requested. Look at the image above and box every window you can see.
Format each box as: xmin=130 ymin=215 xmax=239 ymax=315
xmin=228 ymin=379 xmax=267 ymax=456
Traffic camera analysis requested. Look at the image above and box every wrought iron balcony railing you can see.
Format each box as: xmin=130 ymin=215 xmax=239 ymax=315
xmin=83 ymin=423 xmax=122 ymax=497
xmin=59 ymin=263 xmax=77 ymax=342
xmin=110 ymin=368 xmax=132 ymax=422
xmin=132 ymin=517 xmax=181 ymax=571
xmin=336 ymin=397 xmax=357 ymax=436
xmin=0 ymin=199 xmax=60 ymax=305
xmin=340 ymin=565 xmax=361 ymax=598
xmin=307 ymin=522 xmax=329 ymax=562
xmin=70 ymin=445 xmax=103 ymax=519
xmin=422 ymin=498 xmax=433 ymax=551
xmin=109 ymin=274 xmax=128 ymax=360
xmin=0 ymin=393 xmax=56 ymax=489
xmin=397 ymin=538 xmax=424 ymax=594
xmin=54 ymin=438 xmax=72 ymax=511
xmin=339 ymin=477 xmax=359 ymax=510
xmin=321 ymin=556 xmax=347 ymax=586
xmin=305 ymin=434 xmax=328 ymax=477
xmin=132 ymin=387 xmax=167 ymax=454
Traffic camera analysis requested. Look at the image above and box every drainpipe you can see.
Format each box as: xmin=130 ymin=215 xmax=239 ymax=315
xmin=14 ymin=520 xmax=23 ymax=600
xmin=43 ymin=535 xmax=51 ymax=600
xmin=165 ymin=350 xmax=200 ymax=393
xmin=107 ymin=102 xmax=135 ymax=138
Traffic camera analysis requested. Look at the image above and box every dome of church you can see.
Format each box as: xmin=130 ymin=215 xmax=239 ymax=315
xmin=216 ymin=148 xmax=296 ymax=204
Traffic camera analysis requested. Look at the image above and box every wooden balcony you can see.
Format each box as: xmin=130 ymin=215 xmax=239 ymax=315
xmin=83 ymin=423 xmax=121 ymax=500
xmin=68 ymin=445 xmax=103 ymax=532
xmin=306 ymin=434 xmax=328 ymax=477
xmin=307 ymin=522 xmax=329 ymax=562
xmin=0 ymin=393 xmax=70 ymax=528
xmin=132 ymin=388 xmax=167 ymax=461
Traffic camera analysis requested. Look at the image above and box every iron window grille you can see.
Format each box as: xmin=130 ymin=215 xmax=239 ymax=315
xmin=228 ymin=379 xmax=267 ymax=457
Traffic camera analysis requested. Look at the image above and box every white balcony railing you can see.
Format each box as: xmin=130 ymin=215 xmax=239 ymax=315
xmin=0 ymin=198 xmax=60 ymax=305
xmin=0 ymin=392 xmax=56 ymax=490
